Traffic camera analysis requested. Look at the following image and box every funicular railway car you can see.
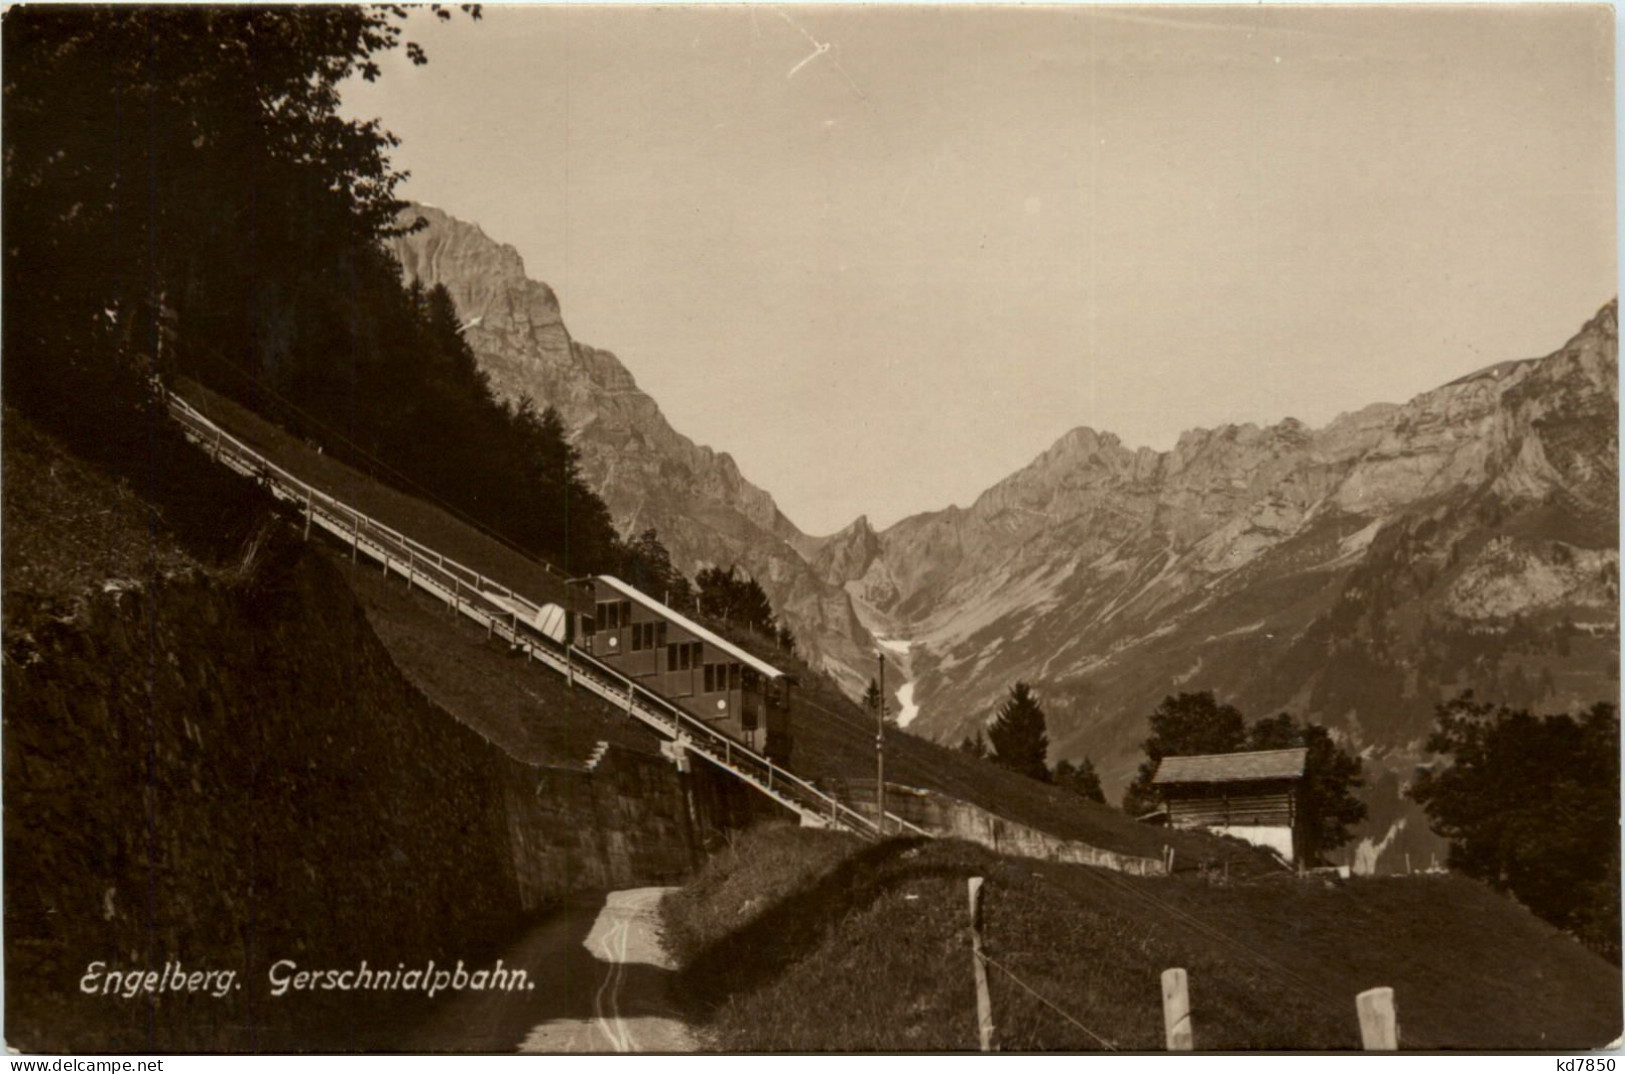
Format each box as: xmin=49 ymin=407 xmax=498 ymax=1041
xmin=568 ymin=575 xmax=794 ymax=764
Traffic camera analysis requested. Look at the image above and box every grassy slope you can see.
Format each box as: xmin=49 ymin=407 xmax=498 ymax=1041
xmin=788 ymin=682 xmax=1273 ymax=872
xmin=663 ymin=826 xmax=1622 ymax=1052
xmin=174 ymin=380 xmax=578 ymax=606
xmin=3 ymin=405 xmax=277 ymax=625
xmin=178 ymin=381 xmax=673 ymax=767
xmin=176 ymin=380 xmax=1271 ymax=868
xmin=343 ymin=560 xmax=666 ymax=766
xmin=3 ymin=413 xmax=197 ymax=620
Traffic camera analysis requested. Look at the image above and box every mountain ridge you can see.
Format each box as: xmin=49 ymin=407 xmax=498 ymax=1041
xmin=812 ymin=299 xmax=1617 ymax=868
xmin=388 ymin=204 xmax=881 ymax=694
xmin=388 ymin=201 xmax=1615 ymax=873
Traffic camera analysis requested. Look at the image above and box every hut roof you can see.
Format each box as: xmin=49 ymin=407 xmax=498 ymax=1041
xmin=1152 ymin=747 xmax=1308 ymax=786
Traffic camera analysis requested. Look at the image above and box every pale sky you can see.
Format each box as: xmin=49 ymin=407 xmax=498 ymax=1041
xmin=341 ymin=5 xmax=1617 ymax=535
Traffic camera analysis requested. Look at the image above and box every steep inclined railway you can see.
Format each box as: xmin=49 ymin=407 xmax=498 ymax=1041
xmin=168 ymin=393 xmax=923 ymax=839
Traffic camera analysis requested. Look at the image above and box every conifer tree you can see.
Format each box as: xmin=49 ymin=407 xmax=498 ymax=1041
xmin=958 ymin=730 xmax=988 ymax=759
xmin=1053 ymin=757 xmax=1106 ymax=803
xmin=987 ymin=682 xmax=1051 ymax=782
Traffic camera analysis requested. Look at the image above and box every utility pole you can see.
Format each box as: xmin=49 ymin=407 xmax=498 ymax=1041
xmin=876 ymin=650 xmax=887 ymax=836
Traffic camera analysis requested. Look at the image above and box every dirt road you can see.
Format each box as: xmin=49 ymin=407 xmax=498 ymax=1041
xmin=411 ymin=887 xmax=698 ymax=1053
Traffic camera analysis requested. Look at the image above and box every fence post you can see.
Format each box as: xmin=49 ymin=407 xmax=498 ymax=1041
xmin=1162 ymin=968 xmax=1193 ymax=1050
xmin=968 ymin=877 xmax=994 ymax=1052
xmin=1356 ymin=987 xmax=1398 ymax=1051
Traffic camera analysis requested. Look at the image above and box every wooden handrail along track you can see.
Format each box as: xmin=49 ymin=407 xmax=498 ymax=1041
xmin=169 ymin=394 xmax=928 ymax=839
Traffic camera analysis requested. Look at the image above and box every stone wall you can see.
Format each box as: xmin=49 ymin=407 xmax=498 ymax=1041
xmin=833 ymin=780 xmax=1167 ymax=877
xmin=503 ymin=747 xmax=759 ymax=910
xmin=3 ymin=539 xmax=750 ymax=1051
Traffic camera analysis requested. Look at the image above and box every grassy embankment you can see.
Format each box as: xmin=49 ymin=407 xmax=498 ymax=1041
xmin=3 ymin=404 xmax=277 ymax=626
xmin=177 ymin=379 xmax=666 ymax=766
xmin=661 ymin=825 xmax=1622 ymax=1052
xmin=175 ymin=378 xmax=1269 ymax=868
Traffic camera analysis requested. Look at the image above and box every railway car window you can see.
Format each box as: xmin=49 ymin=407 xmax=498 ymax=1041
xmin=620 ymin=600 xmax=632 ymax=626
xmin=656 ymin=622 xmax=668 ymax=648
xmin=679 ymin=644 xmax=692 ymax=671
xmin=729 ymin=663 xmax=741 ymax=690
xmin=703 ymin=665 xmax=715 ymax=693
xmin=692 ymin=642 xmax=704 ymax=668
xmin=581 ymin=616 xmax=595 ymax=637
xmin=666 ymin=643 xmax=677 ymax=671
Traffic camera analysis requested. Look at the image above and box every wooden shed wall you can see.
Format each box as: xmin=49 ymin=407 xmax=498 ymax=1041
xmin=1162 ymin=780 xmax=1296 ymax=829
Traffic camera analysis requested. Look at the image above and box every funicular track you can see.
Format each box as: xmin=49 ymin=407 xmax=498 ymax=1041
xmin=169 ymin=394 xmax=925 ymax=839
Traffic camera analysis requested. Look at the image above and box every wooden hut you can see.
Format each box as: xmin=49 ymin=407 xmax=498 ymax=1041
xmin=1152 ymin=747 xmax=1308 ymax=864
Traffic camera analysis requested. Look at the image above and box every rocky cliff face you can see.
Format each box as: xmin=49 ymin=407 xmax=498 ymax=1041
xmin=816 ymin=301 xmax=1618 ymax=867
xmin=388 ymin=206 xmax=878 ymax=694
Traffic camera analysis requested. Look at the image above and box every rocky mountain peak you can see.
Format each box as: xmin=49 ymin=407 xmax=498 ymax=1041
xmin=810 ymin=513 xmax=886 ymax=584
xmin=386 ymin=203 xmax=882 ymax=695
xmin=820 ymin=300 xmax=1616 ymax=871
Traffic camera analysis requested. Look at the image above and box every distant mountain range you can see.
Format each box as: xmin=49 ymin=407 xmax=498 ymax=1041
xmin=819 ymin=299 xmax=1618 ymax=763
xmin=813 ymin=299 xmax=1617 ymax=869
xmin=392 ymin=205 xmax=1617 ymax=871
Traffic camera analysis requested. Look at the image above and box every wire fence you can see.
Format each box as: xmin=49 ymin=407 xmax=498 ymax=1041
xmin=975 ymin=948 xmax=1120 ymax=1051
xmin=1063 ymin=860 xmax=1432 ymax=1049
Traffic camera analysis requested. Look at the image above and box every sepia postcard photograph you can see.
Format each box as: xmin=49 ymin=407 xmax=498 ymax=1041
xmin=1 ymin=0 xmax=1620 ymax=1057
